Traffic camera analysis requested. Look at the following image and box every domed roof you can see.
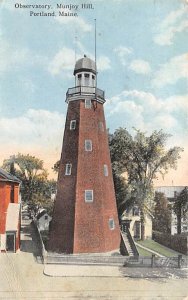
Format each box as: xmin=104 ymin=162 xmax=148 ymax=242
xmin=74 ymin=55 xmax=97 ymax=75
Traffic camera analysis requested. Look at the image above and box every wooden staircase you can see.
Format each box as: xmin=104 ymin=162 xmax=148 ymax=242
xmin=120 ymin=226 xmax=139 ymax=257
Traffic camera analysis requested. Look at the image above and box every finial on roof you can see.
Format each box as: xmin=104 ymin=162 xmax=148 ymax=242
xmin=84 ymin=54 xmax=87 ymax=57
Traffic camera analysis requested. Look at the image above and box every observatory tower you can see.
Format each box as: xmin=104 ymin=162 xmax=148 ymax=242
xmin=48 ymin=55 xmax=120 ymax=253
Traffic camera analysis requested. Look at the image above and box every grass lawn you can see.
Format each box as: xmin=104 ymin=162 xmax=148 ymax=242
xmin=136 ymin=239 xmax=183 ymax=257
xmin=137 ymin=246 xmax=152 ymax=256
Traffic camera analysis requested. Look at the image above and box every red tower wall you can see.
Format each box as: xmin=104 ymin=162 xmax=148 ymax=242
xmin=73 ymin=100 xmax=120 ymax=253
xmin=49 ymin=99 xmax=120 ymax=253
xmin=49 ymin=101 xmax=80 ymax=253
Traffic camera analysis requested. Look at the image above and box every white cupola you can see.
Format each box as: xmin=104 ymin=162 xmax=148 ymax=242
xmin=73 ymin=55 xmax=96 ymax=87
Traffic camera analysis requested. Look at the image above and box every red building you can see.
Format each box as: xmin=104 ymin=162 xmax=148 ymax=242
xmin=0 ymin=168 xmax=21 ymax=252
xmin=49 ymin=55 xmax=120 ymax=253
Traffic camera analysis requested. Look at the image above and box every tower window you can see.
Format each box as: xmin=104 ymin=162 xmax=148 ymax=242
xmin=104 ymin=164 xmax=108 ymax=176
xmin=109 ymin=218 xmax=115 ymax=230
xmin=98 ymin=121 xmax=104 ymax=131
xmin=85 ymin=140 xmax=92 ymax=151
xmin=70 ymin=120 xmax=76 ymax=130
xmin=84 ymin=73 xmax=90 ymax=86
xmin=77 ymin=74 xmax=82 ymax=86
xmin=92 ymin=75 xmax=95 ymax=87
xmin=85 ymin=190 xmax=93 ymax=202
xmin=65 ymin=163 xmax=72 ymax=175
xmin=85 ymin=99 xmax=91 ymax=109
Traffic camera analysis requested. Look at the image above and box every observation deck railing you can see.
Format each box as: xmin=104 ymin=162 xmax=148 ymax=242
xmin=66 ymin=86 xmax=105 ymax=102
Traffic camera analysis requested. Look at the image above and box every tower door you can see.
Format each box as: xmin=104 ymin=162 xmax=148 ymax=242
xmin=6 ymin=233 xmax=15 ymax=252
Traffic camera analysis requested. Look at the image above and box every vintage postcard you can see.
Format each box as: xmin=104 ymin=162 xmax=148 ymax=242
xmin=0 ymin=0 xmax=187 ymax=299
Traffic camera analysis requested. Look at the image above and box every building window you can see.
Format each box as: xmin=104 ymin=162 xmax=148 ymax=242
xmin=104 ymin=164 xmax=108 ymax=176
xmin=70 ymin=120 xmax=76 ymax=130
xmin=65 ymin=163 xmax=72 ymax=175
xmin=132 ymin=206 xmax=140 ymax=216
xmin=98 ymin=121 xmax=104 ymax=131
xmin=44 ymin=215 xmax=48 ymax=220
xmin=85 ymin=140 xmax=92 ymax=151
xmin=109 ymin=218 xmax=115 ymax=230
xmin=85 ymin=190 xmax=93 ymax=202
xmin=85 ymin=99 xmax=91 ymax=109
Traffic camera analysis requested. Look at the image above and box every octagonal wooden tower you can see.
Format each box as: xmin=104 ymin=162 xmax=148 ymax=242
xmin=48 ymin=55 xmax=120 ymax=253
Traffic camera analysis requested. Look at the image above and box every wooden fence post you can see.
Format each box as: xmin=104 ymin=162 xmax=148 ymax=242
xmin=151 ymin=254 xmax=155 ymax=268
xmin=178 ymin=255 xmax=182 ymax=268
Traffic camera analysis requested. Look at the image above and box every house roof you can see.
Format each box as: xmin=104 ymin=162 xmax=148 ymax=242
xmin=6 ymin=203 xmax=20 ymax=231
xmin=121 ymin=204 xmax=154 ymax=219
xmin=36 ymin=209 xmax=47 ymax=220
xmin=155 ymin=186 xmax=187 ymax=198
xmin=0 ymin=168 xmax=21 ymax=183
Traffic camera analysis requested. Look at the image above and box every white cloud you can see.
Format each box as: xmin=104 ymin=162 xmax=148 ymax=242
xmin=114 ymin=46 xmax=133 ymax=66
xmin=106 ymin=89 xmax=188 ymax=135
xmin=128 ymin=59 xmax=151 ymax=75
xmin=0 ymin=40 xmax=28 ymax=73
xmin=97 ymin=56 xmax=111 ymax=71
xmin=114 ymin=46 xmax=151 ymax=75
xmin=153 ymin=5 xmax=188 ymax=46
xmin=48 ymin=47 xmax=75 ymax=76
xmin=48 ymin=46 xmax=111 ymax=76
xmin=152 ymin=53 xmax=188 ymax=87
xmin=55 ymin=14 xmax=92 ymax=32
xmin=0 ymin=39 xmax=47 ymax=75
xmin=0 ymin=109 xmax=65 ymax=174
xmin=0 ymin=109 xmax=65 ymax=145
xmin=75 ymin=41 xmax=111 ymax=71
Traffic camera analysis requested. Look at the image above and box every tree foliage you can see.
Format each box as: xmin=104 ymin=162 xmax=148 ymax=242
xmin=2 ymin=153 xmax=56 ymax=215
xmin=153 ymin=192 xmax=171 ymax=234
xmin=109 ymin=128 xmax=183 ymax=239
xmin=173 ymin=187 xmax=188 ymax=234
xmin=52 ymin=160 xmax=60 ymax=173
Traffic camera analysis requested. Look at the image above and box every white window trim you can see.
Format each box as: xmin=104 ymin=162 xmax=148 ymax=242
xmin=85 ymin=140 xmax=92 ymax=151
xmin=65 ymin=163 xmax=72 ymax=175
xmin=85 ymin=99 xmax=91 ymax=109
xmin=98 ymin=121 xmax=104 ymax=132
xmin=104 ymin=164 xmax=108 ymax=176
xmin=109 ymin=218 xmax=115 ymax=230
xmin=70 ymin=120 xmax=76 ymax=130
xmin=85 ymin=190 xmax=93 ymax=202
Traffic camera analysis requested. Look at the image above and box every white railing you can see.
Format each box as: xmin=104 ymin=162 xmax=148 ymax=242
xmin=66 ymin=86 xmax=105 ymax=100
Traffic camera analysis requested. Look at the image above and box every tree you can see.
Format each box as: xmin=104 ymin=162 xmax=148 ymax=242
xmin=109 ymin=128 xmax=183 ymax=240
xmin=52 ymin=160 xmax=60 ymax=173
xmin=2 ymin=154 xmax=56 ymax=215
xmin=173 ymin=187 xmax=188 ymax=234
xmin=153 ymin=192 xmax=171 ymax=234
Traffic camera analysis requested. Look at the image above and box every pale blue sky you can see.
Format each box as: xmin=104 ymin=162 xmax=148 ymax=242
xmin=0 ymin=0 xmax=187 ymax=184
